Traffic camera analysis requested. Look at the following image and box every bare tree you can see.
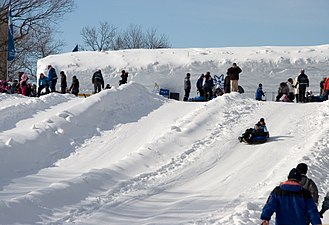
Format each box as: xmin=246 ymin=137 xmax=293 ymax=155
xmin=81 ymin=22 xmax=171 ymax=51
xmin=145 ymin=27 xmax=170 ymax=49
xmin=112 ymin=35 xmax=125 ymax=50
xmin=121 ymin=24 xmax=145 ymax=49
xmin=10 ymin=26 xmax=65 ymax=79
xmin=81 ymin=22 xmax=116 ymax=51
xmin=0 ymin=0 xmax=74 ymax=79
xmin=0 ymin=0 xmax=74 ymax=42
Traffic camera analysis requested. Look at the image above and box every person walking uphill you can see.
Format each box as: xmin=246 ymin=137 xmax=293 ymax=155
xmin=296 ymin=162 xmax=319 ymax=205
xmin=296 ymin=69 xmax=309 ymax=103
xmin=92 ymin=69 xmax=104 ymax=93
xmin=260 ymin=168 xmax=321 ymax=225
xmin=226 ymin=63 xmax=242 ymax=92
xmin=47 ymin=65 xmax=58 ymax=92
xmin=183 ymin=73 xmax=191 ymax=101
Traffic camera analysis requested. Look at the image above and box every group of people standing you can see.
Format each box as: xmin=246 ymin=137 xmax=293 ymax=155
xmin=274 ymin=69 xmax=311 ymax=103
xmin=183 ymin=63 xmax=242 ymax=101
xmin=91 ymin=69 xmax=128 ymax=94
xmin=4 ymin=66 xmax=129 ymax=98
xmin=257 ymin=69 xmax=329 ymax=103
xmin=38 ymin=65 xmax=80 ymax=96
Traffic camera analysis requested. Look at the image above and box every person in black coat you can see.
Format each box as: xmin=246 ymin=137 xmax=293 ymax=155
xmin=196 ymin=74 xmax=204 ymax=97
xmin=183 ymin=73 xmax=191 ymax=101
xmin=296 ymin=69 xmax=309 ymax=103
xmin=69 ymin=76 xmax=79 ymax=96
xmin=203 ymin=72 xmax=214 ymax=101
xmin=226 ymin=63 xmax=242 ymax=92
xmin=92 ymin=70 xmax=104 ymax=93
xmin=119 ymin=70 xmax=128 ymax=85
xmin=60 ymin=71 xmax=67 ymax=94
xmin=224 ymin=73 xmax=230 ymax=93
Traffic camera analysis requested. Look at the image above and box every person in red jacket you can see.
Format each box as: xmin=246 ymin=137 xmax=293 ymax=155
xmin=322 ymin=77 xmax=329 ymax=100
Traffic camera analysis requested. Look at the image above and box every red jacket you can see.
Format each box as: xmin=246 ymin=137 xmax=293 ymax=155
xmin=324 ymin=78 xmax=329 ymax=92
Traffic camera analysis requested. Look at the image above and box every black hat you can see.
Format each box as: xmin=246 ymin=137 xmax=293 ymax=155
xmin=287 ymin=168 xmax=302 ymax=182
xmin=296 ymin=163 xmax=308 ymax=175
xmin=260 ymin=118 xmax=265 ymax=123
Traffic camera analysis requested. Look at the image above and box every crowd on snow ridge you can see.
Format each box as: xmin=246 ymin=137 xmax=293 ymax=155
xmin=183 ymin=62 xmax=243 ymax=101
xmin=256 ymin=69 xmax=329 ymax=103
xmin=0 ymin=66 xmax=130 ymax=97
xmin=182 ymin=63 xmax=328 ymax=103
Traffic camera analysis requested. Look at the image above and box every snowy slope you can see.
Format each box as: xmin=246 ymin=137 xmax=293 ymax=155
xmin=0 ymin=46 xmax=328 ymax=224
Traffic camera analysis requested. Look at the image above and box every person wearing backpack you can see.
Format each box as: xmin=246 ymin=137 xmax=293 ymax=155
xmin=47 ymin=65 xmax=58 ymax=92
xmin=296 ymin=163 xmax=319 ymax=205
xmin=92 ymin=69 xmax=104 ymax=93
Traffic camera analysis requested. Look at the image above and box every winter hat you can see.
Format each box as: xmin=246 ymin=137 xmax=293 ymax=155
xmin=260 ymin=118 xmax=265 ymax=123
xmin=259 ymin=83 xmax=262 ymax=87
xmin=287 ymin=168 xmax=302 ymax=182
xmin=296 ymin=163 xmax=308 ymax=175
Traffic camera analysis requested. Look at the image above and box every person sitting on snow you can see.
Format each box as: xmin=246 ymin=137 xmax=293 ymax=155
xmin=258 ymin=118 xmax=269 ymax=133
xmin=276 ymin=82 xmax=289 ymax=102
xmin=239 ymin=123 xmax=264 ymax=143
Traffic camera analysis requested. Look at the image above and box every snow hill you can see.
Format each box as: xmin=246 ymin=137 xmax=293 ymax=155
xmin=37 ymin=45 xmax=329 ymax=99
xmin=0 ymin=46 xmax=328 ymax=225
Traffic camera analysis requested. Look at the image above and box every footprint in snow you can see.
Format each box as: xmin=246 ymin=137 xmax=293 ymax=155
xmin=171 ymin=126 xmax=182 ymax=132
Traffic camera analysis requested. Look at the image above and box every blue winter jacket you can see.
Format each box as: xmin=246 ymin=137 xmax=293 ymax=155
xmin=38 ymin=77 xmax=49 ymax=87
xmin=261 ymin=180 xmax=321 ymax=225
xmin=255 ymin=87 xmax=265 ymax=100
xmin=48 ymin=67 xmax=57 ymax=81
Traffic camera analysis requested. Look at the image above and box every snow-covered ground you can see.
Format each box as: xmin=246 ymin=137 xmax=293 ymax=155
xmin=0 ymin=45 xmax=329 ymax=225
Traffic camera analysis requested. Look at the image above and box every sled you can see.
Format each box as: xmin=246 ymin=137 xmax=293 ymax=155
xmin=238 ymin=132 xmax=269 ymax=144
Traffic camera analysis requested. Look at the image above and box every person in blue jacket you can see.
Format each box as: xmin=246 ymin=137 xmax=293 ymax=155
xmin=260 ymin=168 xmax=321 ymax=225
xmin=47 ymin=65 xmax=58 ymax=92
xmin=255 ymin=83 xmax=265 ymax=101
xmin=37 ymin=73 xmax=50 ymax=96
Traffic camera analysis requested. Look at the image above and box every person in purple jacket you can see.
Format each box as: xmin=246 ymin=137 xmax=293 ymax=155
xmin=260 ymin=168 xmax=321 ymax=225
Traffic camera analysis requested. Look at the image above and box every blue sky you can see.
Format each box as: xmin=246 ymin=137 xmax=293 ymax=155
xmin=57 ymin=0 xmax=329 ymax=52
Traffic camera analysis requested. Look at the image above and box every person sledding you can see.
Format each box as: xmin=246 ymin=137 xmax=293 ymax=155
xmin=239 ymin=118 xmax=269 ymax=144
